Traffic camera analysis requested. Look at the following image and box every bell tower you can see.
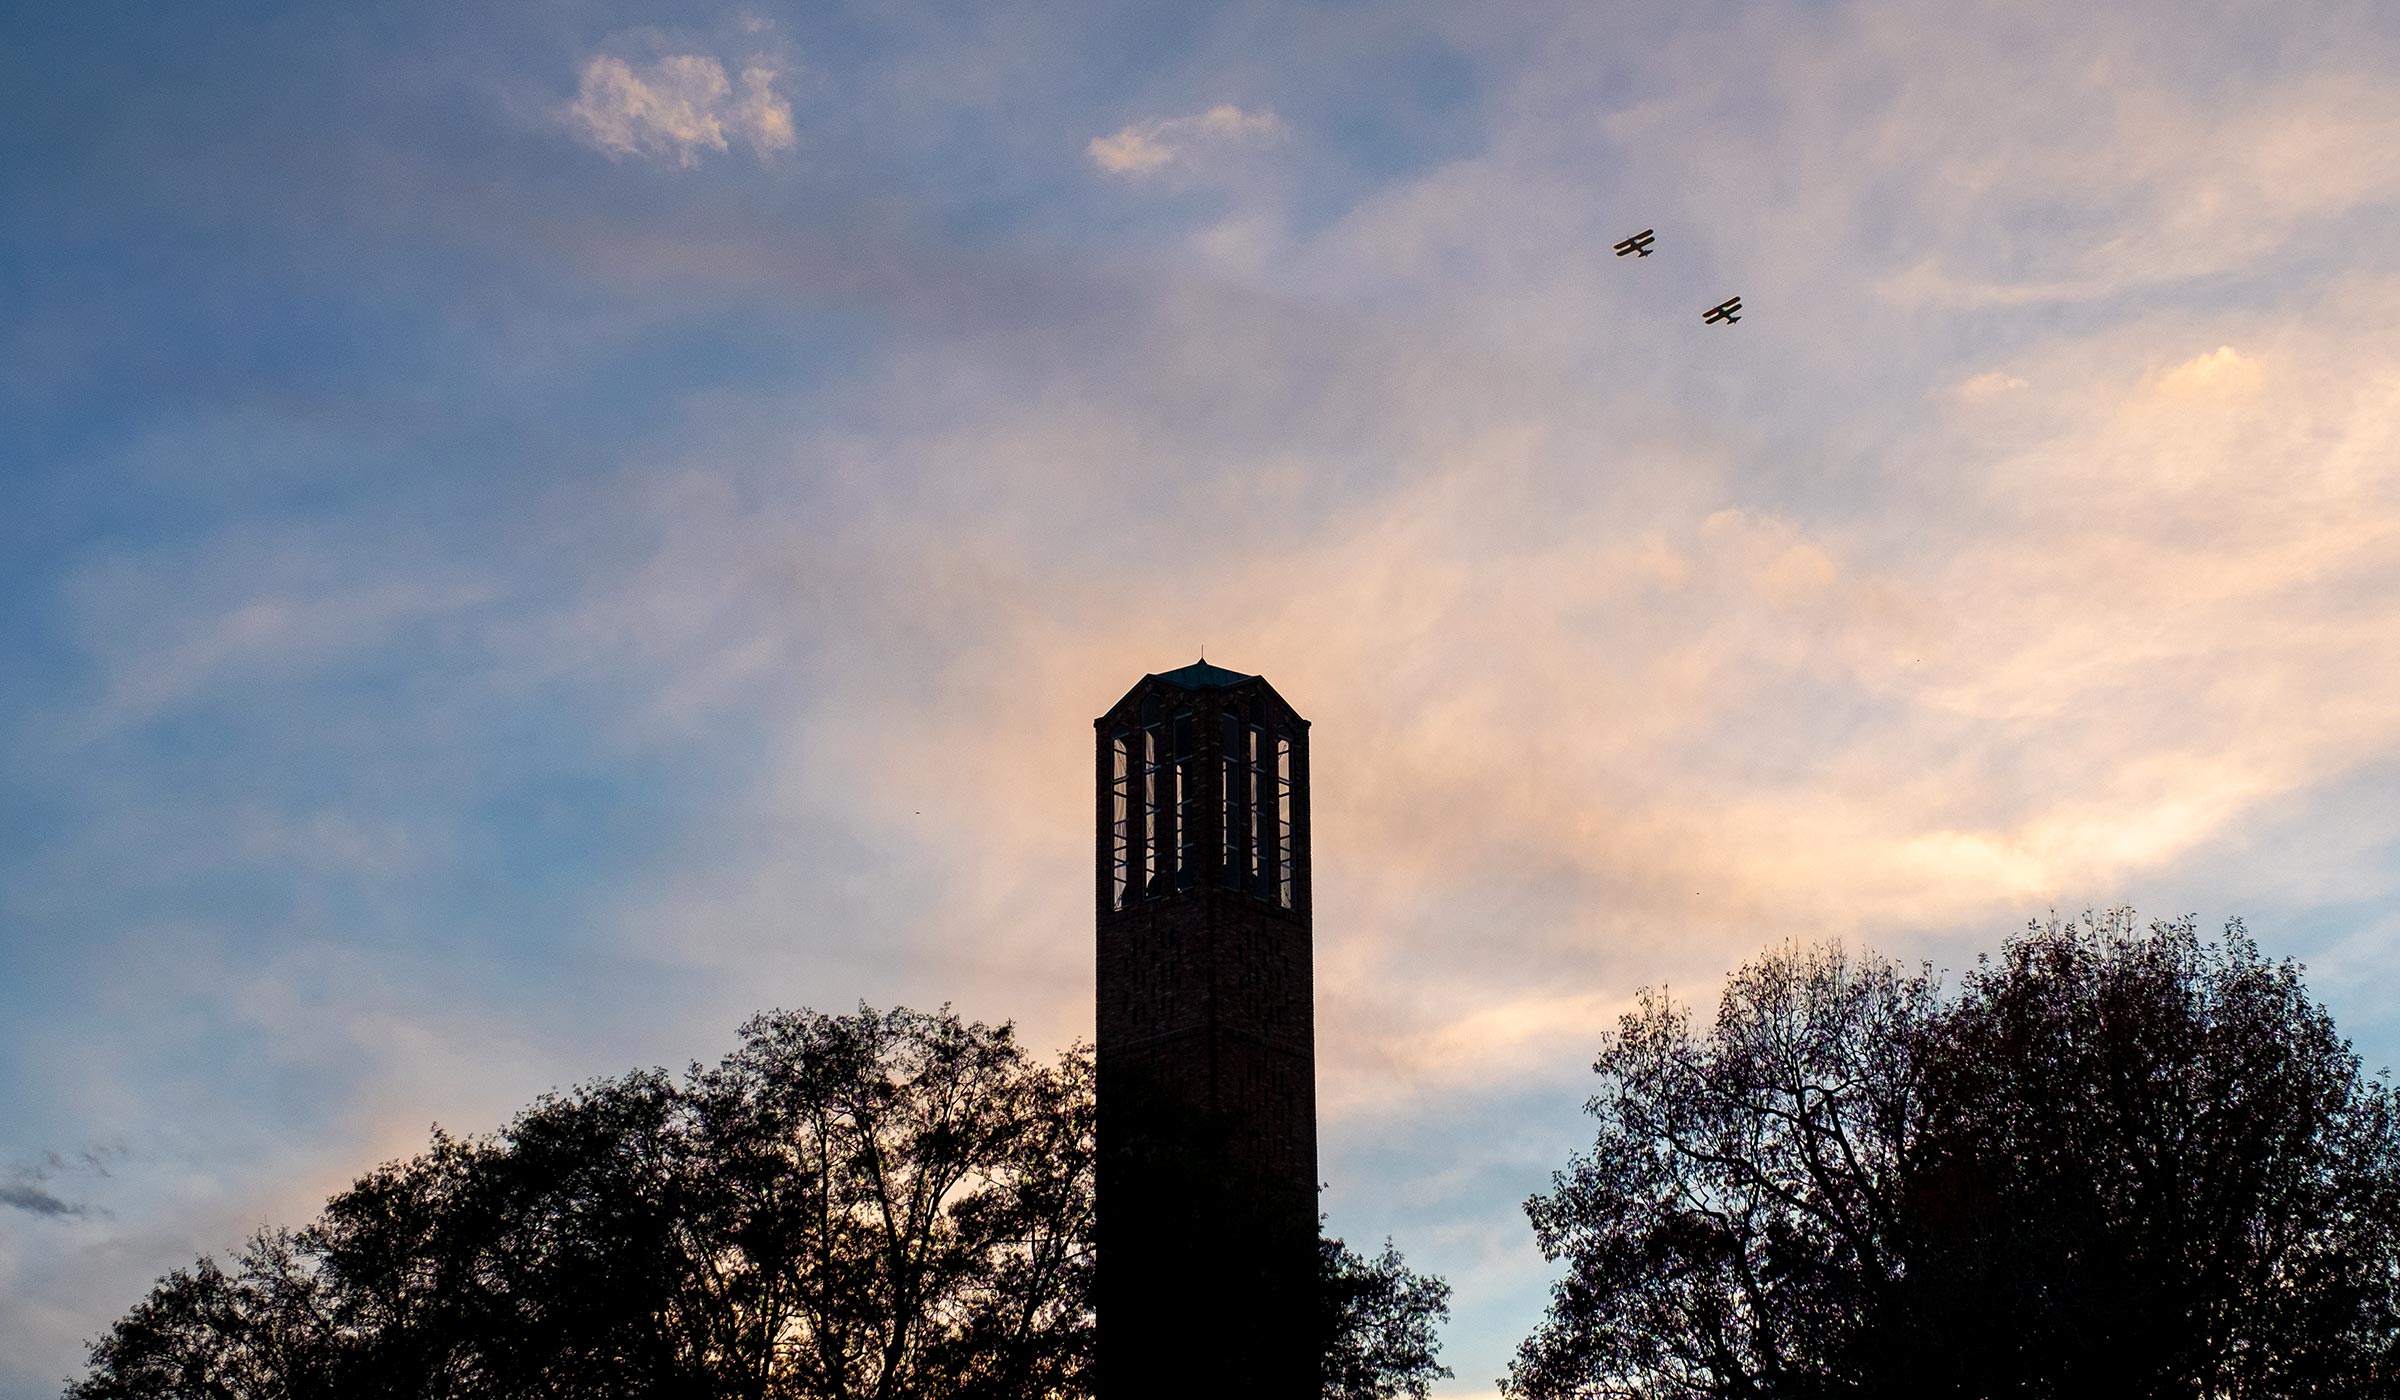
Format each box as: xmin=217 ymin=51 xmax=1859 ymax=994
xmin=1093 ymin=661 xmax=1318 ymax=1398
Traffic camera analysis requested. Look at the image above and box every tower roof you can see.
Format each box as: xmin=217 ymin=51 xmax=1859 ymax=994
xmin=1152 ymin=659 xmax=1255 ymax=690
xmin=1097 ymin=660 xmax=1306 ymax=728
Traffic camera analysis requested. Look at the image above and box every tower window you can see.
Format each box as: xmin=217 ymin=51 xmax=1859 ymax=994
xmin=1173 ymin=709 xmax=1199 ymax=891
xmin=1216 ymin=710 xmax=1294 ymax=910
xmin=1219 ymin=711 xmax=1250 ymax=893
xmin=1114 ymin=689 xmax=1293 ymax=911
xmin=1276 ymin=735 xmax=1294 ymax=909
xmin=1111 ymin=736 xmax=1131 ymax=909
xmin=1114 ymin=702 xmax=1198 ymax=907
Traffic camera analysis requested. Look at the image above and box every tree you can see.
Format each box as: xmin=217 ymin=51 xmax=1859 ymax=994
xmin=1897 ymin=915 xmax=2400 ymax=1396
xmin=73 ymin=1007 xmax=1090 ymax=1400
xmin=73 ymin=1004 xmax=1449 ymax=1400
xmin=1508 ymin=913 xmax=2400 ymax=1400
xmin=1319 ymin=1232 xmax=1454 ymax=1400
xmin=671 ymin=1005 xmax=1096 ymax=1400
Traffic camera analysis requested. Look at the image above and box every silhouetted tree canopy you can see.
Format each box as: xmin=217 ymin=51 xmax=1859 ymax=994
xmin=72 ymin=1004 xmax=1450 ymax=1400
xmin=1320 ymin=1233 xmax=1454 ymax=1400
xmin=1507 ymin=913 xmax=2400 ymax=1400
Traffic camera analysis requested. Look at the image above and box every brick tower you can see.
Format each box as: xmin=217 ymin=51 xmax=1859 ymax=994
xmin=1094 ymin=661 xmax=1318 ymax=1398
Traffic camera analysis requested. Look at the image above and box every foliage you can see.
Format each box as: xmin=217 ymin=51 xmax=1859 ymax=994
xmin=1508 ymin=913 xmax=2400 ymax=1400
xmin=1320 ymin=1232 xmax=1455 ymax=1400
xmin=72 ymin=1004 xmax=1450 ymax=1400
xmin=72 ymin=1007 xmax=1091 ymax=1400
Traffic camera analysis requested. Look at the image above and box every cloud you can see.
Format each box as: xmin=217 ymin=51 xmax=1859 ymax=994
xmin=1454 ymin=3 xmax=2400 ymax=311
xmin=1862 ymin=62 xmax=2400 ymax=304
xmin=0 ymin=1181 xmax=82 ymax=1219
xmin=1 ymin=1151 xmax=120 ymax=1220
xmin=565 ymin=54 xmax=797 ymax=167
xmin=1087 ymin=104 xmax=1283 ymax=177
xmin=2155 ymin=345 xmax=2263 ymax=400
xmin=62 ymin=551 xmax=494 ymax=741
xmin=1956 ymin=371 xmax=2030 ymax=400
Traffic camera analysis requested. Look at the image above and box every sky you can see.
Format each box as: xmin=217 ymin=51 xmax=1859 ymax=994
xmin=5 ymin=0 xmax=2400 ymax=1393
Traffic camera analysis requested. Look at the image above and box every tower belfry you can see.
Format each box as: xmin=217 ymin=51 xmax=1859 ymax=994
xmin=1094 ymin=661 xmax=1318 ymax=1397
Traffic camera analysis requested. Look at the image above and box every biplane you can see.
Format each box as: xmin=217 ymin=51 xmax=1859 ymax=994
xmin=1613 ymin=229 xmax=1656 ymax=257
xmin=1703 ymin=296 xmax=1743 ymax=325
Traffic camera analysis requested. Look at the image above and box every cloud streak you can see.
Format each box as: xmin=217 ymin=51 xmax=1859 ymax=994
xmin=1088 ymin=104 xmax=1283 ymax=177
xmin=0 ymin=1181 xmax=83 ymax=1219
xmin=0 ymin=1151 xmax=121 ymax=1220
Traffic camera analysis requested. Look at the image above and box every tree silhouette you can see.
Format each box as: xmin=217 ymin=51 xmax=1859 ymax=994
xmin=1319 ymin=1233 xmax=1453 ymax=1400
xmin=71 ymin=1004 xmax=1449 ymax=1400
xmin=1508 ymin=913 xmax=2400 ymax=1400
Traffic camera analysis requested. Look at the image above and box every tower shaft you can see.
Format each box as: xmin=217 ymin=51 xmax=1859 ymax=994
xmin=1093 ymin=664 xmax=1317 ymax=1398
